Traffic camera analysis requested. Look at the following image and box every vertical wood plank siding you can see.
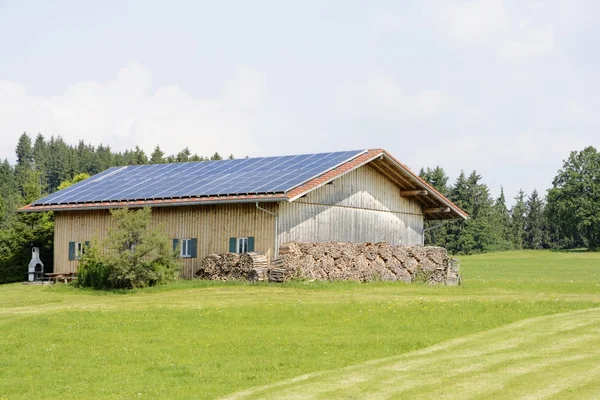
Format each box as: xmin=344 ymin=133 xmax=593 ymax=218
xmin=54 ymin=203 xmax=277 ymax=278
xmin=278 ymin=164 xmax=424 ymax=246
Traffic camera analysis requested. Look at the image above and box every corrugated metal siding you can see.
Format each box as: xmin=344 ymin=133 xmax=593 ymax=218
xmin=278 ymin=164 xmax=423 ymax=245
xmin=54 ymin=203 xmax=277 ymax=278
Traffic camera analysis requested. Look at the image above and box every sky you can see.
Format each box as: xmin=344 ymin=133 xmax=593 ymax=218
xmin=1 ymin=0 xmax=599 ymax=204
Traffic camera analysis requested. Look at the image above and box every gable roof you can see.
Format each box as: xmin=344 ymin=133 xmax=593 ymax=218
xmin=19 ymin=149 xmax=467 ymax=220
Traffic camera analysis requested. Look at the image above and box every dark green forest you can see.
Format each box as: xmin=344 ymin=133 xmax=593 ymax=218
xmin=1 ymin=132 xmax=598 ymax=284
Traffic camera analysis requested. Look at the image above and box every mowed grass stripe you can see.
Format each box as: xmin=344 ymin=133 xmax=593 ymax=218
xmin=226 ymin=307 xmax=600 ymax=400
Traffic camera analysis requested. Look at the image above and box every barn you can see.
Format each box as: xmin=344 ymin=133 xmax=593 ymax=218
xmin=20 ymin=149 xmax=467 ymax=278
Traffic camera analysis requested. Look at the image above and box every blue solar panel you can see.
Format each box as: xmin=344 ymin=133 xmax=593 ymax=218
xmin=32 ymin=150 xmax=367 ymax=205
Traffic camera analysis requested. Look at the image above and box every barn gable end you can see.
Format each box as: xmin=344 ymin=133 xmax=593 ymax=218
xmin=279 ymin=163 xmax=423 ymax=246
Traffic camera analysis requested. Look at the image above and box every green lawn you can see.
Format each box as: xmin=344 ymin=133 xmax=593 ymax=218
xmin=0 ymin=250 xmax=599 ymax=399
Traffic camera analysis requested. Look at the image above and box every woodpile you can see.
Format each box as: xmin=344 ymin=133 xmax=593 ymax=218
xmin=195 ymin=252 xmax=269 ymax=281
xmin=194 ymin=243 xmax=461 ymax=285
xmin=278 ymin=242 xmax=459 ymax=285
xmin=268 ymin=268 xmax=286 ymax=283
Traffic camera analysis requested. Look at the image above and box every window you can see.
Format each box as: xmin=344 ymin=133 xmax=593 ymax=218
xmin=229 ymin=237 xmax=255 ymax=253
xmin=237 ymin=237 xmax=248 ymax=254
xmin=180 ymin=238 xmax=191 ymax=258
xmin=75 ymin=242 xmax=84 ymax=259
xmin=69 ymin=241 xmax=89 ymax=261
xmin=173 ymin=238 xmax=197 ymax=258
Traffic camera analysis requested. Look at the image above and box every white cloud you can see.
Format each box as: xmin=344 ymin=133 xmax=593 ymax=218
xmin=426 ymin=0 xmax=508 ymax=46
xmin=496 ymin=23 xmax=555 ymax=60
xmin=0 ymin=62 xmax=266 ymax=162
xmin=370 ymin=13 xmax=405 ymax=40
xmin=425 ymin=0 xmax=557 ymax=60
xmin=414 ymin=90 xmax=447 ymax=116
xmin=333 ymin=74 xmax=450 ymax=120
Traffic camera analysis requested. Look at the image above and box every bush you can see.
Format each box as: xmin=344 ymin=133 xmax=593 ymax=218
xmin=77 ymin=243 xmax=110 ymax=289
xmin=77 ymin=207 xmax=181 ymax=289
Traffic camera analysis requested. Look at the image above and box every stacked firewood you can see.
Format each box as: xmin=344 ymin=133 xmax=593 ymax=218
xmin=195 ymin=243 xmax=460 ymax=285
xmin=268 ymin=258 xmax=287 ymax=282
xmin=278 ymin=242 xmax=458 ymax=285
xmin=195 ymin=252 xmax=269 ymax=281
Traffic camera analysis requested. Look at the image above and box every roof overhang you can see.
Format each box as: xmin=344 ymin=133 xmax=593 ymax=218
xmin=18 ymin=195 xmax=287 ymax=213
xmin=373 ymin=151 xmax=468 ymax=220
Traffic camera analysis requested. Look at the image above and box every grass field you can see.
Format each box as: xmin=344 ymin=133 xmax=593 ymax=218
xmin=0 ymin=250 xmax=599 ymax=399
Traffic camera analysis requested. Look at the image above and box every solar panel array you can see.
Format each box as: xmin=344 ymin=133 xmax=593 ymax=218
xmin=33 ymin=150 xmax=366 ymax=205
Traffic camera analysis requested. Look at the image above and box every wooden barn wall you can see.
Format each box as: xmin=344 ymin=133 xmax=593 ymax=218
xmin=54 ymin=203 xmax=277 ymax=278
xmin=278 ymin=164 xmax=423 ymax=246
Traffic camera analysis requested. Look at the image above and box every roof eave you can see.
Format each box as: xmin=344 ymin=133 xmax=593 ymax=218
xmin=380 ymin=151 xmax=468 ymax=220
xmin=17 ymin=196 xmax=288 ymax=213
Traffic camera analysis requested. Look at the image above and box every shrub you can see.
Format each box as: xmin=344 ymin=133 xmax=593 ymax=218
xmin=77 ymin=242 xmax=110 ymax=289
xmin=77 ymin=207 xmax=181 ymax=289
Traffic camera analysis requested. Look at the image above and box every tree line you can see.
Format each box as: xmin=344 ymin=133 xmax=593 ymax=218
xmin=419 ymin=145 xmax=600 ymax=253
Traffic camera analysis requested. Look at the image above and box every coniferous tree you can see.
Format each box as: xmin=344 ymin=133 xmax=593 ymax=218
xmin=177 ymin=147 xmax=192 ymax=162
xmin=46 ymin=136 xmax=72 ymax=192
xmin=15 ymin=133 xmax=33 ymax=167
xmin=76 ymin=140 xmax=98 ymax=174
xmin=15 ymin=133 xmax=35 ymax=198
xmin=150 ymin=145 xmax=165 ymax=164
xmin=510 ymin=190 xmax=527 ymax=249
xmin=445 ymin=171 xmax=474 ymax=254
xmin=120 ymin=150 xmax=133 ymax=165
xmin=32 ymin=134 xmax=49 ymax=192
xmin=493 ymin=187 xmax=512 ymax=248
xmin=95 ymin=144 xmax=114 ymax=171
xmin=131 ymin=146 xmax=148 ymax=165
xmin=420 ymin=166 xmax=450 ymax=196
xmin=210 ymin=152 xmax=222 ymax=161
xmin=449 ymin=171 xmax=469 ymax=212
xmin=464 ymin=171 xmax=499 ymax=253
xmin=524 ymin=189 xmax=546 ymax=249
xmin=420 ymin=166 xmax=451 ymax=245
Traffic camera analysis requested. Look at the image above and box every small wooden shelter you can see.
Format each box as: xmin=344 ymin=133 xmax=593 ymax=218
xmin=20 ymin=149 xmax=467 ymax=278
